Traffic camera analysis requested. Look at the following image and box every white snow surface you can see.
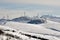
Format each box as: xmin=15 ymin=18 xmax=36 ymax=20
xmin=0 ymin=25 xmax=60 ymax=40
xmin=0 ymin=20 xmax=60 ymax=40
xmin=4 ymin=21 xmax=60 ymax=36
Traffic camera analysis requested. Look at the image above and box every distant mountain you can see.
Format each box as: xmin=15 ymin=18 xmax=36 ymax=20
xmin=28 ymin=19 xmax=45 ymax=24
xmin=0 ymin=18 xmax=12 ymax=25
xmin=11 ymin=16 xmax=46 ymax=24
xmin=0 ymin=19 xmax=7 ymax=25
xmin=0 ymin=16 xmax=45 ymax=25
xmin=41 ymin=15 xmax=60 ymax=22
xmin=12 ymin=16 xmax=31 ymax=23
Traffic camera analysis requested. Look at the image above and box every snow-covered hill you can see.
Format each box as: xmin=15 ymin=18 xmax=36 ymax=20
xmin=0 ymin=15 xmax=60 ymax=40
xmin=40 ymin=20 xmax=60 ymax=32
xmin=2 ymin=21 xmax=60 ymax=38
xmin=12 ymin=16 xmax=31 ymax=23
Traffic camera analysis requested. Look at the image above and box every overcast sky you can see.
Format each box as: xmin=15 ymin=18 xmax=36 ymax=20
xmin=0 ymin=0 xmax=60 ymax=19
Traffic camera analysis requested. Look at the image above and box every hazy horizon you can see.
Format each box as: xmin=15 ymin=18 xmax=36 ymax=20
xmin=0 ymin=0 xmax=60 ymax=19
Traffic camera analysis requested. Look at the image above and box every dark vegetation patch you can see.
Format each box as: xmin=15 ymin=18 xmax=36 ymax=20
xmin=0 ymin=30 xmax=4 ymax=34
xmin=4 ymin=29 xmax=16 ymax=32
xmin=49 ymin=28 xmax=60 ymax=32
xmin=23 ymin=33 xmax=48 ymax=40
xmin=28 ymin=19 xmax=45 ymax=24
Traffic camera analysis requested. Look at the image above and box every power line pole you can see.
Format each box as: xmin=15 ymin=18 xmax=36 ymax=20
xmin=24 ymin=11 xmax=26 ymax=16
xmin=6 ymin=15 xmax=9 ymax=20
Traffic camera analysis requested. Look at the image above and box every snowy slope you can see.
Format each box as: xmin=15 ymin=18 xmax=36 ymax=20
xmin=39 ymin=20 xmax=60 ymax=32
xmin=41 ymin=15 xmax=60 ymax=22
xmin=0 ymin=25 xmax=60 ymax=40
xmin=3 ymin=21 xmax=60 ymax=38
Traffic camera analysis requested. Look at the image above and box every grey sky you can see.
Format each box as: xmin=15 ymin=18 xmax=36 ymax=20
xmin=0 ymin=0 xmax=60 ymax=19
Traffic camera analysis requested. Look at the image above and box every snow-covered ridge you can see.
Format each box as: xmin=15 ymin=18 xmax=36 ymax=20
xmin=41 ymin=15 xmax=60 ymax=23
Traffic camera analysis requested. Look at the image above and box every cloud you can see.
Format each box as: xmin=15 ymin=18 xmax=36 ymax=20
xmin=1 ymin=0 xmax=60 ymax=6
